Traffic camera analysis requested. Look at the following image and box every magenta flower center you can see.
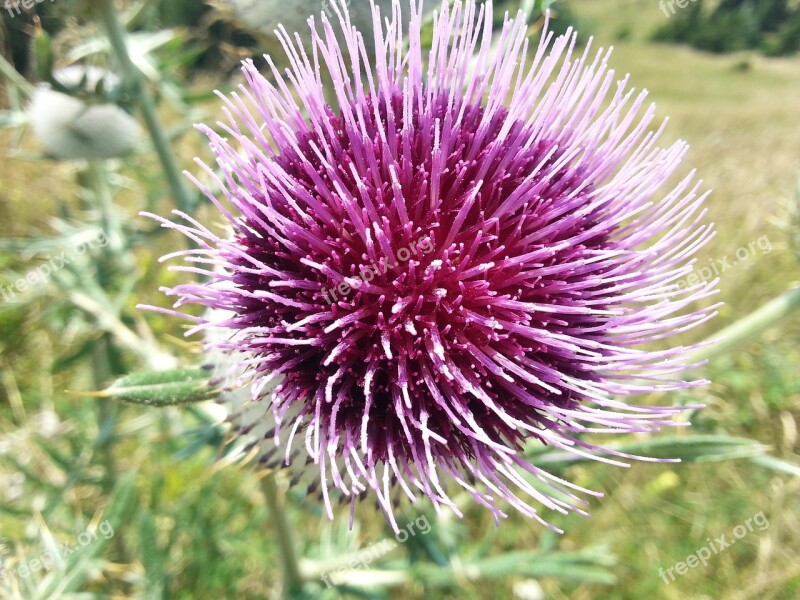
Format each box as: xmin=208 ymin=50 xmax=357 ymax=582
xmin=231 ymin=91 xmax=611 ymax=465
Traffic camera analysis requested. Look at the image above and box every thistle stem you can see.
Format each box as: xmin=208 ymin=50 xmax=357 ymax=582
xmin=97 ymin=0 xmax=194 ymax=215
xmin=90 ymin=334 xmax=130 ymax=568
xmin=88 ymin=160 xmax=125 ymax=256
xmin=260 ymin=473 xmax=303 ymax=597
xmin=92 ymin=335 xmax=118 ymax=492
xmin=688 ymin=287 xmax=800 ymax=365
xmin=0 ymin=53 xmax=34 ymax=98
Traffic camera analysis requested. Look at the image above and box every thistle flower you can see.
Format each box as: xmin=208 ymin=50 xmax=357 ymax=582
xmin=144 ymin=0 xmax=717 ymax=531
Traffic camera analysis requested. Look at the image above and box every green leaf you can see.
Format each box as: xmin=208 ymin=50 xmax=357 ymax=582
xmin=137 ymin=510 xmax=168 ymax=597
xmin=466 ymin=550 xmax=615 ymax=584
xmin=407 ymin=546 xmax=617 ymax=586
xmin=527 ymin=434 xmax=766 ymax=469
xmin=85 ymin=368 xmax=219 ymax=407
xmin=750 ymin=454 xmax=800 ymax=477
xmin=36 ymin=475 xmax=136 ymax=598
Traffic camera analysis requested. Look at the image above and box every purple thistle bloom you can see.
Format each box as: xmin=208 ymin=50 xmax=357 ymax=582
xmin=142 ymin=0 xmax=718 ymax=531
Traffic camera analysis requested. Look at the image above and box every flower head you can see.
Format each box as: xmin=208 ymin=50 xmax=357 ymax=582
xmin=144 ymin=0 xmax=717 ymax=531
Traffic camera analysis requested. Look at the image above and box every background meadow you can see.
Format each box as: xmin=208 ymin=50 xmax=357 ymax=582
xmin=1 ymin=0 xmax=799 ymax=598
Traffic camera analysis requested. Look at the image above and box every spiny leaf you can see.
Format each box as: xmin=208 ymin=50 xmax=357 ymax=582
xmin=750 ymin=454 xmax=800 ymax=477
xmin=80 ymin=368 xmax=220 ymax=407
xmin=527 ymin=434 xmax=766 ymax=469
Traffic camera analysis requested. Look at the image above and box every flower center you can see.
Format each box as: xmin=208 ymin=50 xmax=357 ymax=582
xmin=231 ymin=90 xmax=604 ymax=460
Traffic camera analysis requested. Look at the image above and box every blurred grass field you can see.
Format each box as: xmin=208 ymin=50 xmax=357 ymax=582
xmin=1 ymin=0 xmax=799 ymax=598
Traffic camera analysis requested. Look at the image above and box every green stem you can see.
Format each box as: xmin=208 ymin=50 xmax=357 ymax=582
xmin=97 ymin=0 xmax=194 ymax=215
xmin=91 ymin=334 xmax=132 ymax=569
xmin=88 ymin=160 xmax=125 ymax=256
xmin=92 ymin=335 xmax=118 ymax=492
xmin=0 ymin=53 xmax=34 ymax=98
xmin=260 ymin=473 xmax=303 ymax=597
xmin=688 ymin=287 xmax=800 ymax=365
